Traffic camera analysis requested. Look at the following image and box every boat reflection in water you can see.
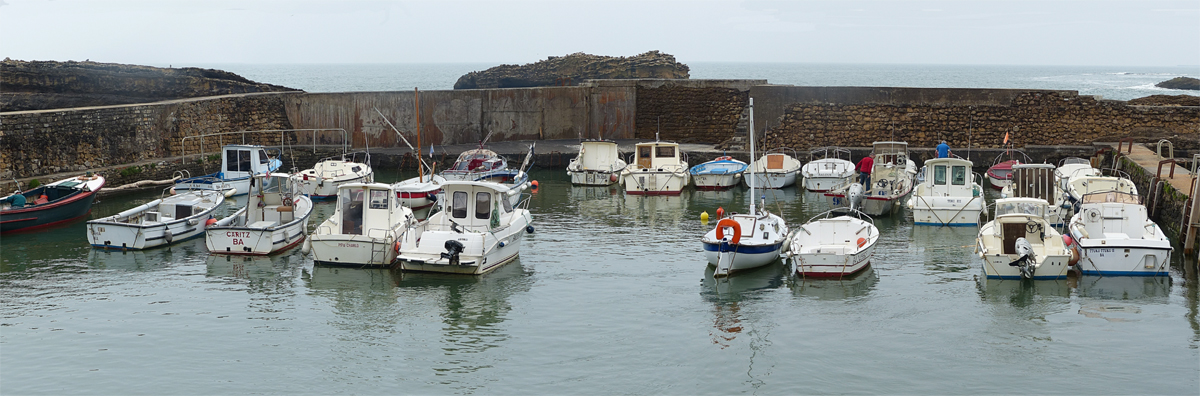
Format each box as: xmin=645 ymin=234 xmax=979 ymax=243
xmin=700 ymin=262 xmax=784 ymax=360
xmin=1074 ymin=275 xmax=1172 ymax=323
xmin=306 ymin=265 xmax=401 ymax=292
xmin=621 ymin=193 xmax=690 ymax=227
xmin=789 ymin=265 xmax=880 ymax=300
xmin=86 ymin=239 xmax=208 ymax=271
xmin=909 ymin=225 xmax=979 ymax=274
xmin=976 ymin=277 xmax=1072 ymax=310
xmin=206 ymin=253 xmax=307 ymax=288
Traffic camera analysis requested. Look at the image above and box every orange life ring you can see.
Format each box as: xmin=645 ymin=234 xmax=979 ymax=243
xmin=715 ymin=156 xmax=734 ymax=161
xmin=715 ymin=218 xmax=742 ymax=244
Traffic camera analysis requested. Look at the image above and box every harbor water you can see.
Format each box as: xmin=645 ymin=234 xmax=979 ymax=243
xmin=1 ymin=169 xmax=1196 ymax=394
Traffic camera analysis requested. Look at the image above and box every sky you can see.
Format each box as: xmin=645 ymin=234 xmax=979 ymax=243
xmin=1 ymin=0 xmax=1198 ymax=67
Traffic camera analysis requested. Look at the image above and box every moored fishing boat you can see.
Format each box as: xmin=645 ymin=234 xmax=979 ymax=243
xmin=787 ymin=208 xmax=879 ymax=278
xmin=621 ymin=141 xmax=690 ymax=195
xmin=689 ymin=156 xmax=747 ymax=190
xmin=801 ymin=146 xmax=855 ymax=192
xmin=567 ymin=139 xmax=627 ymax=186
xmin=1 ymin=173 xmax=105 ymax=234
xmin=87 ymin=188 xmax=225 ymax=250
xmin=1067 ymin=190 xmax=1171 ymax=276
xmin=976 ymin=197 xmax=1072 ymax=279
xmin=748 ymin=148 xmax=801 ymax=189
xmin=825 ymin=141 xmax=917 ymax=216
xmin=701 ymin=99 xmax=789 ymax=277
xmin=294 ymin=151 xmax=374 ymax=199
xmin=1054 ymin=157 xmax=1100 ymax=192
xmin=907 ymin=156 xmax=986 ymax=226
xmin=1065 ymin=174 xmax=1138 ymax=209
xmin=442 ymin=147 xmax=510 ymax=182
xmin=985 ymin=149 xmax=1032 ymax=190
xmin=175 ymin=144 xmax=281 ymax=196
xmin=394 ymin=179 xmax=533 ymax=275
xmin=206 ymin=173 xmax=313 ymax=255
xmin=308 ymin=183 xmax=418 ymax=267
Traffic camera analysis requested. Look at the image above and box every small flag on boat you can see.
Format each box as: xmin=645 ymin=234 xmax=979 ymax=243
xmin=430 ymin=144 xmax=434 ymax=158
xmin=1003 ymin=131 xmax=1009 ymax=144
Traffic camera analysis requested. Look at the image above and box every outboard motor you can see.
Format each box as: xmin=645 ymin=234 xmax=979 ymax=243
xmin=1007 ymin=237 xmax=1038 ymax=279
xmin=441 ymin=240 xmax=465 ymax=265
xmin=847 ymin=183 xmax=865 ymax=212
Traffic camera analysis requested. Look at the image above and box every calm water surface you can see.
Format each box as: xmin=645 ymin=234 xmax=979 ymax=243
xmin=1 ymin=169 xmax=1197 ymax=395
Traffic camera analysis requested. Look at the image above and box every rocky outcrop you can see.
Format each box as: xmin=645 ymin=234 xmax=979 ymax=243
xmin=1155 ymin=76 xmax=1200 ymax=91
xmin=1127 ymin=94 xmax=1200 ymax=106
xmin=453 ymin=51 xmax=689 ymax=90
xmin=1 ymin=59 xmax=300 ymax=112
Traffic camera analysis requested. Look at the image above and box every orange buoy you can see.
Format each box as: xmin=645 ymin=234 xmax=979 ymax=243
xmin=716 ymin=207 xmax=725 ymax=218
xmin=530 ymin=180 xmax=539 ymax=193
xmin=857 ymin=237 xmax=867 ymax=248
xmin=715 ymin=218 xmax=742 ymax=244
xmin=205 ymin=218 xmax=217 ymax=226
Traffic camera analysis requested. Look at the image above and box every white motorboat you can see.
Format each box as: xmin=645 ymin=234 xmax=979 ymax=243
xmin=1054 ymin=157 xmax=1100 ymax=192
xmin=701 ymin=98 xmax=790 ymax=277
xmin=87 ymin=189 xmax=225 ymax=250
xmin=175 ymin=144 xmax=281 ymax=196
xmin=689 ymin=156 xmax=747 ymax=190
xmin=801 ymin=146 xmax=855 ymax=192
xmin=976 ymin=198 xmax=1072 ymax=279
xmin=907 ymin=156 xmax=986 ymax=226
xmin=1065 ymin=174 xmax=1138 ymax=209
xmin=748 ymin=148 xmax=801 ymax=189
xmin=206 ymin=173 xmax=313 ymax=255
xmin=392 ymin=174 xmax=445 ymax=220
xmin=394 ymin=180 xmax=533 ymax=275
xmin=567 ymin=139 xmax=627 ymax=186
xmin=999 ymin=163 xmax=1069 ymax=227
xmin=825 ymin=141 xmax=917 ymax=216
xmin=1067 ymin=191 xmax=1171 ymax=276
xmin=294 ymin=151 xmax=374 ymax=200
xmin=787 ymin=208 xmax=879 ymax=278
xmin=622 ymin=141 xmax=690 ymax=195
xmin=308 ymin=183 xmax=418 ymax=267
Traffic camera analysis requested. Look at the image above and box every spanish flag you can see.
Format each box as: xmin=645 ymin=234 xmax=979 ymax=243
xmin=1003 ymin=131 xmax=1009 ymax=144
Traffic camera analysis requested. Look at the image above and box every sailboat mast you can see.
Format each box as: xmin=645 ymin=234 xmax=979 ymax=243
xmin=415 ymin=88 xmax=424 ymax=182
xmin=749 ymin=98 xmax=757 ymax=216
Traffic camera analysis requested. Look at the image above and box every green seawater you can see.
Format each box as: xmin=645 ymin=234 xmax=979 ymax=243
xmin=1 ymin=169 xmax=1196 ymax=395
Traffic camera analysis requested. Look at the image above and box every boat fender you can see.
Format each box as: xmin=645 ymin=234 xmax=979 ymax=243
xmin=206 ymin=218 xmax=218 ymax=227
xmin=715 ymin=218 xmax=742 ymax=244
xmin=302 ymin=238 xmax=312 ymax=255
xmin=1062 ymin=235 xmax=1080 ymax=266
xmin=163 ymin=232 xmax=173 ymax=244
xmin=716 ymin=207 xmax=725 ymax=218
xmin=857 ymin=237 xmax=867 ymax=248
xmin=526 ymin=225 xmax=535 ymax=234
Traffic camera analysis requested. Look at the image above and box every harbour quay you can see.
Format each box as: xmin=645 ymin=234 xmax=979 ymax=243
xmin=2 ymin=80 xmax=1197 ymax=252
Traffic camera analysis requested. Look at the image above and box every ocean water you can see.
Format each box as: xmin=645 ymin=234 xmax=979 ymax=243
xmin=197 ymin=62 xmax=1200 ymax=101
xmin=1 ymin=169 xmax=1197 ymax=395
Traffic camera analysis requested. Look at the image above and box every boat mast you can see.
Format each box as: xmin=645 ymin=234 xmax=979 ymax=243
xmin=415 ymin=88 xmax=424 ymax=183
xmin=749 ymin=98 xmax=757 ymax=216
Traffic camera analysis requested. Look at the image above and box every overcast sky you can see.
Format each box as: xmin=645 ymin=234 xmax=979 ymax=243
xmin=2 ymin=0 xmax=1197 ymax=67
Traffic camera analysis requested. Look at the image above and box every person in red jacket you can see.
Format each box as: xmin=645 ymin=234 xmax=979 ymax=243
xmin=857 ymin=154 xmax=874 ymax=186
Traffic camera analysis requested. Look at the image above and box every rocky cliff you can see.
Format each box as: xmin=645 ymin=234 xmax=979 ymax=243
xmin=453 ymin=51 xmax=689 ymax=90
xmin=0 ymin=59 xmax=300 ymax=112
xmin=1155 ymin=76 xmax=1200 ymax=91
xmin=1127 ymin=94 xmax=1200 ymax=106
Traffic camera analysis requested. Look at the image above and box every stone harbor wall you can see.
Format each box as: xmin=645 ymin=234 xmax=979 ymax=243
xmin=633 ymin=79 xmax=762 ymax=143
xmin=753 ymin=87 xmax=1199 ymax=153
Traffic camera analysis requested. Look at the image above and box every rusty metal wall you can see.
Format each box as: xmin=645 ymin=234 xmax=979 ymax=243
xmin=286 ymin=86 xmax=604 ymax=149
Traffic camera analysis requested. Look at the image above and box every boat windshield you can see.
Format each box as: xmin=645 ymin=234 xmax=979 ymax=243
xmin=1081 ymin=191 xmax=1140 ymax=204
xmin=995 ymin=201 xmax=1044 ymax=217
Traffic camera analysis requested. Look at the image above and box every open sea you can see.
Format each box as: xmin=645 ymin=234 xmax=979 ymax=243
xmin=2 ymin=63 xmax=1199 ymax=395
xmin=194 ymin=62 xmax=1200 ymax=102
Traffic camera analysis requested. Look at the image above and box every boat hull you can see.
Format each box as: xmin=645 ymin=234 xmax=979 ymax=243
xmin=1 ymin=176 xmax=105 ymax=234
xmin=702 ymin=241 xmax=784 ymax=273
xmin=789 ymin=215 xmax=879 ymax=278
xmin=296 ymin=172 xmax=373 ymax=199
xmin=908 ymin=195 xmax=986 ymax=226
xmin=748 ymin=171 xmax=796 ymax=189
xmin=803 ymin=176 xmax=851 ymax=193
xmin=205 ymin=203 xmax=312 ymax=255
xmin=692 ymin=173 xmax=742 ymax=190
xmin=623 ymin=170 xmax=689 ymax=195
xmin=569 ymin=170 xmax=621 ymax=186
xmin=311 ymin=235 xmax=399 ymax=268
xmin=395 ymin=228 xmax=526 ymax=275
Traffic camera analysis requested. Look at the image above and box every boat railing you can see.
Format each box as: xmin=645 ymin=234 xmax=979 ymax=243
xmin=1099 ymin=168 xmax=1133 ymax=180
xmin=990 ymin=148 xmax=1034 ymax=166
xmin=1058 ymin=157 xmax=1091 ymax=168
xmin=806 ymin=207 xmax=875 ymax=227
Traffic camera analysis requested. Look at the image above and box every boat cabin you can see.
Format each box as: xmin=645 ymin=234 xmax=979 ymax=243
xmin=336 ymin=183 xmax=405 ymax=236
xmin=1075 ymin=191 xmax=1147 ymax=239
xmin=441 ymin=182 xmax=520 ymax=232
xmin=634 ymin=142 xmax=683 ymax=170
xmin=576 ymin=140 xmax=622 ymax=170
xmin=871 ymin=141 xmax=910 ymax=169
xmin=920 ymin=157 xmax=974 ymax=196
xmin=221 ymin=145 xmax=277 ymax=180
